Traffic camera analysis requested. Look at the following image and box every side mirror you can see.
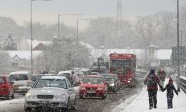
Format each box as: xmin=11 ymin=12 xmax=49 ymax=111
xmin=77 ymin=81 xmax=81 ymax=85
xmin=104 ymin=81 xmax=108 ymax=85
xmin=10 ymin=82 xmax=14 ymax=85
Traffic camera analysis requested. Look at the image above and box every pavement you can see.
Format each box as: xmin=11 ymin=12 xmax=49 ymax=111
xmin=112 ymin=78 xmax=186 ymax=112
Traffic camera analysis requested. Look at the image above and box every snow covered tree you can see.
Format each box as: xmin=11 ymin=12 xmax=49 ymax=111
xmin=0 ymin=51 xmax=11 ymax=74
xmin=37 ymin=38 xmax=91 ymax=73
xmin=3 ymin=34 xmax=17 ymax=50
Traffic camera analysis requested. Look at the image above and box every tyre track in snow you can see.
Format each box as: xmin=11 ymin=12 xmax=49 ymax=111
xmin=74 ymin=84 xmax=143 ymax=112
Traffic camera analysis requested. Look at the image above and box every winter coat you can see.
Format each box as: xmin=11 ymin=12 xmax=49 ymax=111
xmin=157 ymin=70 xmax=166 ymax=81
xmin=163 ymin=83 xmax=178 ymax=97
xmin=144 ymin=74 xmax=160 ymax=90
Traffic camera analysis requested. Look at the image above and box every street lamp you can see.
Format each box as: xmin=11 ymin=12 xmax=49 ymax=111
xmin=77 ymin=19 xmax=89 ymax=45
xmin=30 ymin=0 xmax=52 ymax=75
xmin=57 ymin=14 xmax=83 ymax=39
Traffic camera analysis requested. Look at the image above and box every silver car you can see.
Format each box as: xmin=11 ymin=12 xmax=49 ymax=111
xmin=9 ymin=71 xmax=33 ymax=94
xmin=24 ymin=76 xmax=76 ymax=112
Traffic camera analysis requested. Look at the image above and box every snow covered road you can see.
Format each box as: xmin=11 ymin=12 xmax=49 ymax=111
xmin=112 ymin=79 xmax=186 ymax=112
xmin=0 ymin=86 xmax=79 ymax=112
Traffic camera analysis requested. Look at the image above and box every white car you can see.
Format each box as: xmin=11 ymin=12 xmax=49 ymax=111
xmin=24 ymin=76 xmax=76 ymax=112
xmin=9 ymin=71 xmax=33 ymax=94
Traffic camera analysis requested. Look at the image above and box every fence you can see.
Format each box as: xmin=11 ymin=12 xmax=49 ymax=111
xmin=180 ymin=76 xmax=186 ymax=94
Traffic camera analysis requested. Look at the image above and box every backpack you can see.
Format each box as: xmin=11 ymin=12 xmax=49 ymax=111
xmin=147 ymin=74 xmax=157 ymax=86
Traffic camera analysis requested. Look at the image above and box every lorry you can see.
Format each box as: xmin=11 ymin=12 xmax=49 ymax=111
xmin=109 ymin=53 xmax=137 ymax=87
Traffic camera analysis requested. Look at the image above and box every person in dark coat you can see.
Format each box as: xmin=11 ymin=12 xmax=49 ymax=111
xmin=144 ymin=69 xmax=163 ymax=110
xmin=157 ymin=68 xmax=166 ymax=88
xmin=162 ymin=77 xmax=178 ymax=109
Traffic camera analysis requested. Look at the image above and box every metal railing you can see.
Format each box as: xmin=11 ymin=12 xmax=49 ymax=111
xmin=180 ymin=76 xmax=186 ymax=94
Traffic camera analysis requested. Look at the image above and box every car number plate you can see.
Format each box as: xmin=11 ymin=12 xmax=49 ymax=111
xmin=87 ymin=90 xmax=96 ymax=93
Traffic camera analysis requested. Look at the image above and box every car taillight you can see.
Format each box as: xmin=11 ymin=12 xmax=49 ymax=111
xmin=97 ymin=87 xmax=104 ymax=90
xmin=80 ymin=87 xmax=86 ymax=90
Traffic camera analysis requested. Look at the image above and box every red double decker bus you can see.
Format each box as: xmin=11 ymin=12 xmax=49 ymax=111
xmin=110 ymin=53 xmax=137 ymax=87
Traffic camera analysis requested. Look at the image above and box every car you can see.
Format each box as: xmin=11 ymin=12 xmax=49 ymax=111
xmin=31 ymin=74 xmax=54 ymax=82
xmin=24 ymin=76 xmax=76 ymax=112
xmin=75 ymin=72 xmax=85 ymax=85
xmin=9 ymin=71 xmax=33 ymax=94
xmin=79 ymin=75 xmax=107 ymax=99
xmin=58 ymin=70 xmax=75 ymax=85
xmin=101 ymin=74 xmax=121 ymax=93
xmin=0 ymin=76 xmax=14 ymax=100
xmin=91 ymin=72 xmax=99 ymax=75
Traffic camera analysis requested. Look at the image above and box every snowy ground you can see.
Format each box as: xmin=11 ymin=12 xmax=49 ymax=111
xmin=112 ymin=79 xmax=186 ymax=112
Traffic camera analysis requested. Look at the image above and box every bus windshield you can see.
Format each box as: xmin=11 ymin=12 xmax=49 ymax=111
xmin=111 ymin=60 xmax=131 ymax=74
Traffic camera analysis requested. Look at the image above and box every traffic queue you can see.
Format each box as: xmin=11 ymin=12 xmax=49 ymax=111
xmin=0 ymin=68 xmax=124 ymax=112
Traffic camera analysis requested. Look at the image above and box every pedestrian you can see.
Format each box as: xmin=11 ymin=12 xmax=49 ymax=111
xmin=144 ymin=69 xmax=163 ymax=110
xmin=162 ymin=77 xmax=178 ymax=109
xmin=157 ymin=68 xmax=166 ymax=88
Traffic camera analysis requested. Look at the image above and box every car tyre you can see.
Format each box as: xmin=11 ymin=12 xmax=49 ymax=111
xmin=25 ymin=108 xmax=32 ymax=112
xmin=65 ymin=98 xmax=71 ymax=112
xmin=6 ymin=93 xmax=12 ymax=100
xmin=11 ymin=94 xmax=14 ymax=99
xmin=79 ymin=95 xmax=84 ymax=99
xmin=71 ymin=99 xmax=76 ymax=110
xmin=102 ymin=95 xmax=106 ymax=99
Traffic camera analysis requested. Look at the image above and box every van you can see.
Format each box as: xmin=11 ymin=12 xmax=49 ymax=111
xmin=9 ymin=71 xmax=33 ymax=94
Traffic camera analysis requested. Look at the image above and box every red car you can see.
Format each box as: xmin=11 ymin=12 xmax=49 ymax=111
xmin=0 ymin=76 xmax=14 ymax=100
xmin=79 ymin=75 xmax=107 ymax=99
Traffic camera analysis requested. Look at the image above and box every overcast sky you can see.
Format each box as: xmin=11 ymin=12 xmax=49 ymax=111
xmin=0 ymin=0 xmax=186 ymax=27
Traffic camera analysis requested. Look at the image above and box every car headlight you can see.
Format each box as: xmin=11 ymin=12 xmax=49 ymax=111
xmin=26 ymin=93 xmax=36 ymax=100
xmin=109 ymin=83 xmax=115 ymax=86
xmin=54 ymin=94 xmax=66 ymax=101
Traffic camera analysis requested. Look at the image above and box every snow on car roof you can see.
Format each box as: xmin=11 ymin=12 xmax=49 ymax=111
xmin=85 ymin=75 xmax=103 ymax=78
xmin=34 ymin=74 xmax=54 ymax=76
xmin=58 ymin=70 xmax=73 ymax=74
xmin=102 ymin=74 xmax=117 ymax=76
xmin=41 ymin=76 xmax=66 ymax=80
xmin=9 ymin=71 xmax=30 ymax=75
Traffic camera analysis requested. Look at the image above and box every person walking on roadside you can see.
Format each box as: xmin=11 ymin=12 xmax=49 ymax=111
xmin=162 ymin=77 xmax=178 ymax=109
xmin=157 ymin=68 xmax=166 ymax=88
xmin=144 ymin=69 xmax=163 ymax=110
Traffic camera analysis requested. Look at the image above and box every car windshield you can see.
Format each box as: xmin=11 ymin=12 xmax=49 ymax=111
xmin=0 ymin=77 xmax=5 ymax=84
xmin=103 ymin=75 xmax=115 ymax=82
xmin=9 ymin=74 xmax=28 ymax=81
xmin=60 ymin=73 xmax=70 ymax=77
xmin=82 ymin=77 xmax=103 ymax=84
xmin=34 ymin=79 xmax=67 ymax=89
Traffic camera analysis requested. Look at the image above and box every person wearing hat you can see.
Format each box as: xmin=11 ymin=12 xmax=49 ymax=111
xmin=162 ymin=77 xmax=179 ymax=109
xmin=144 ymin=69 xmax=163 ymax=110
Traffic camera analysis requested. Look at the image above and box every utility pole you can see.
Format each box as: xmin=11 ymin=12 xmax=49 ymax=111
xmin=116 ymin=0 xmax=122 ymax=48
xmin=177 ymin=0 xmax=181 ymax=92
xmin=58 ymin=14 xmax=60 ymax=39
xmin=77 ymin=19 xmax=79 ymax=45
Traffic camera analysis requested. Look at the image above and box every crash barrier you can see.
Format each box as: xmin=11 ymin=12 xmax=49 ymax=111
xmin=180 ymin=76 xmax=186 ymax=94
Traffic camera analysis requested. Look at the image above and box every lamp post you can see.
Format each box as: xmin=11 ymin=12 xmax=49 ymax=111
xmin=30 ymin=0 xmax=52 ymax=75
xmin=76 ymin=19 xmax=89 ymax=45
xmin=57 ymin=14 xmax=83 ymax=39
xmin=176 ymin=0 xmax=181 ymax=92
